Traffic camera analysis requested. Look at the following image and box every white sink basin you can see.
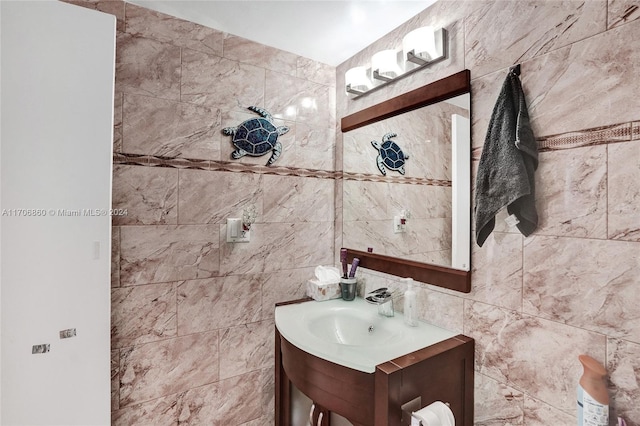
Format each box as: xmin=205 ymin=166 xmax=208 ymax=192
xmin=306 ymin=304 xmax=399 ymax=346
xmin=275 ymin=298 xmax=457 ymax=373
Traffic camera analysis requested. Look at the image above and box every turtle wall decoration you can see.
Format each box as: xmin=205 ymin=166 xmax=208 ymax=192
xmin=371 ymin=132 xmax=409 ymax=175
xmin=222 ymin=106 xmax=289 ymax=166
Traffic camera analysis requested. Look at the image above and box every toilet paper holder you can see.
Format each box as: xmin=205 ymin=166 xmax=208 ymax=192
xmin=401 ymin=396 xmax=453 ymax=426
xmin=401 ymin=396 xmax=423 ymax=424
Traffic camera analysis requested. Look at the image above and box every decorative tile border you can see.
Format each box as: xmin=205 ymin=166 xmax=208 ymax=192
xmin=113 ymin=153 xmax=450 ymax=187
xmin=472 ymin=120 xmax=639 ymax=159
xmin=341 ymin=171 xmax=451 ymax=187
xmin=114 ymin=153 xmax=340 ymax=179
xmin=472 ymin=147 xmax=482 ymax=162
xmin=537 ymin=122 xmax=633 ymax=151
xmin=148 ymin=156 xmax=210 ymax=170
xmin=113 ymin=152 xmax=150 ymax=166
xmin=115 ymin=119 xmax=639 ymax=182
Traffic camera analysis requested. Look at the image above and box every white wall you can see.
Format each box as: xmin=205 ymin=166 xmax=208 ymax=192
xmin=1 ymin=1 xmax=115 ymax=424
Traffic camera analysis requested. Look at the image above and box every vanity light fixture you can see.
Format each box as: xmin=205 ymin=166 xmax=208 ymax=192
xmin=345 ymin=26 xmax=448 ymax=98
xmin=371 ymin=49 xmax=402 ymax=82
xmin=403 ymin=26 xmax=446 ymax=65
xmin=345 ymin=66 xmax=372 ymax=95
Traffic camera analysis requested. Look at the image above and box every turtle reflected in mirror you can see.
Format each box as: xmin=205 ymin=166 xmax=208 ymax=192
xmin=371 ymin=132 xmax=409 ymax=176
xmin=223 ymin=106 xmax=289 ymax=166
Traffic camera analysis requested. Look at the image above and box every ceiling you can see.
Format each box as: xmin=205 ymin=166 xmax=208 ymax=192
xmin=126 ymin=1 xmax=436 ymax=66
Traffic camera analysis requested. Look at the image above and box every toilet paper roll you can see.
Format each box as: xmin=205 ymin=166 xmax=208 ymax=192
xmin=412 ymin=401 xmax=455 ymax=426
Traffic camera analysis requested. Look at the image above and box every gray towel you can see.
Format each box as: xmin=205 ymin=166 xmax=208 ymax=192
xmin=474 ymin=68 xmax=538 ymax=247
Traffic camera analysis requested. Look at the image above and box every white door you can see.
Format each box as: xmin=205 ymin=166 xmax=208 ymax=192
xmin=1 ymin=1 xmax=115 ymax=424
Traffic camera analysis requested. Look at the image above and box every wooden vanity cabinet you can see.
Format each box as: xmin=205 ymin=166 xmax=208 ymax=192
xmin=275 ymin=323 xmax=474 ymax=426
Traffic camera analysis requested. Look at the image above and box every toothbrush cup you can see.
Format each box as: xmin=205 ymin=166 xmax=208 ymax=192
xmin=340 ymin=277 xmax=357 ymax=301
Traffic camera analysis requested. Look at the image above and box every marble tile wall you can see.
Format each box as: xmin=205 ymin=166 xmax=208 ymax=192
xmin=337 ymin=0 xmax=640 ymax=424
xmin=66 ymin=1 xmax=335 ymax=424
xmin=64 ymin=0 xmax=640 ymax=424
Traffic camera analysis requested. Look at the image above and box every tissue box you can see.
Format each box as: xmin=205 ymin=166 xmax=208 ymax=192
xmin=306 ymin=279 xmax=341 ymax=301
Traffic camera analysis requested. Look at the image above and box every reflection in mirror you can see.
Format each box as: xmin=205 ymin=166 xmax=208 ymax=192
xmin=343 ymin=94 xmax=470 ymax=271
xmin=340 ymin=70 xmax=471 ymax=292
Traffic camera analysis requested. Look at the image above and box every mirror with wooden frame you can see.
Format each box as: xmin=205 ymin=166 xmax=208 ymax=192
xmin=340 ymin=70 xmax=471 ymax=293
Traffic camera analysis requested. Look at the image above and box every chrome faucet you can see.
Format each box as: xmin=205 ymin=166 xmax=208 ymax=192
xmin=365 ymin=287 xmax=394 ymax=317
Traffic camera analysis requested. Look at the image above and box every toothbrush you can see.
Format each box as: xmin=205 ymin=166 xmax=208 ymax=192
xmin=348 ymin=258 xmax=360 ymax=278
xmin=340 ymin=248 xmax=348 ymax=278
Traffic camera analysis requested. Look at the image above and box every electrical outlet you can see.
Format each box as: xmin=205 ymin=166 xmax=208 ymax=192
xmin=227 ymin=218 xmax=250 ymax=243
xmin=394 ymin=215 xmax=406 ymax=233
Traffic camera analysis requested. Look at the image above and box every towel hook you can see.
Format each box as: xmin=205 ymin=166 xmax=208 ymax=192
xmin=509 ymin=64 xmax=521 ymax=76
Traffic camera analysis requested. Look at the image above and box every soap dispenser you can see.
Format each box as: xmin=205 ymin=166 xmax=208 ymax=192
xmin=402 ymin=278 xmax=418 ymax=327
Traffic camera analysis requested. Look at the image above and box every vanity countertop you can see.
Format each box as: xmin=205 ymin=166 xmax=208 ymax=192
xmin=275 ymin=297 xmax=457 ymax=373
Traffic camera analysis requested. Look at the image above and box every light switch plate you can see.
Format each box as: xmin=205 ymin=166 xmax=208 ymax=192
xmin=227 ymin=218 xmax=250 ymax=243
